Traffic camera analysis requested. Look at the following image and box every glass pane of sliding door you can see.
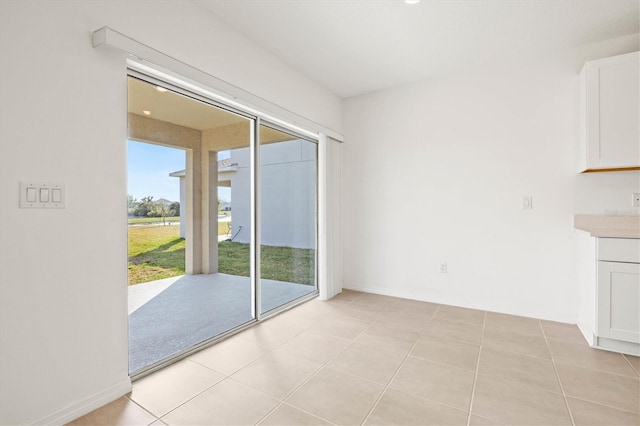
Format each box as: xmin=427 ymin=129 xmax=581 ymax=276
xmin=259 ymin=124 xmax=317 ymax=314
xmin=127 ymin=75 xmax=255 ymax=376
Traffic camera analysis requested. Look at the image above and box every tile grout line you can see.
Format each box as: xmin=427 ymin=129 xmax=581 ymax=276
xmin=359 ymin=305 xmax=441 ymax=425
xmin=219 ymin=374 xmax=337 ymax=426
xmin=251 ymin=300 xmax=364 ymax=425
xmin=523 ymin=329 xmax=640 ymax=380
xmin=552 ymin=358 xmax=640 ymax=379
xmin=544 ymin=335 xmax=640 ymax=379
xmin=255 ymin=401 xmax=338 ymax=426
xmin=130 ymin=355 xmax=247 ymax=421
xmin=154 ymin=349 xmax=282 ymax=421
xmin=253 ymin=306 xmax=380 ymax=426
xmin=565 ymin=395 xmax=640 ymax=415
xmin=471 ymin=340 xmax=640 ymax=417
xmin=541 ymin=320 xmax=577 ymax=426
xmin=233 ymin=298 xmax=361 ymax=426
xmin=153 ymin=379 xmax=223 ymax=422
xmin=121 ymin=395 xmax=161 ymax=425
xmin=542 ymin=328 xmax=640 ymax=414
xmin=150 ymin=312 xmax=318 ymax=423
xmin=465 ymin=311 xmax=486 ymax=426
xmin=209 ymin=374 xmax=326 ymax=426
xmin=544 ymin=367 xmax=640 ymax=415
xmin=476 ymin=341 xmax=555 ymax=363
xmin=219 ymin=299 xmax=357 ymax=426
xmin=621 ymin=353 xmax=640 ymax=377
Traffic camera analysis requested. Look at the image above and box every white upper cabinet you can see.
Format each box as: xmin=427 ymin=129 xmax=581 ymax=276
xmin=579 ymin=51 xmax=640 ymax=172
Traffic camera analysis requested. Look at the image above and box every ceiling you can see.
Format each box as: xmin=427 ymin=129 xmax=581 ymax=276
xmin=196 ymin=0 xmax=639 ymax=98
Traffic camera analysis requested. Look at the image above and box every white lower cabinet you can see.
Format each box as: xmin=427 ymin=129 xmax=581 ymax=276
xmin=585 ymin=237 xmax=640 ymax=355
xmin=577 ymin=234 xmax=640 ymax=355
xmin=597 ymin=260 xmax=640 ymax=344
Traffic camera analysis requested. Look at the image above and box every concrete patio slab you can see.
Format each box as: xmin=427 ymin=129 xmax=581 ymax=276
xmin=128 ymin=273 xmax=315 ymax=374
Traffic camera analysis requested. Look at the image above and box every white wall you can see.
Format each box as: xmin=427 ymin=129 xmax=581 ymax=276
xmin=575 ymin=171 xmax=640 ymax=215
xmin=0 ymin=1 xmax=340 ymax=424
xmin=228 ymin=140 xmax=317 ymax=249
xmin=342 ymin=34 xmax=639 ymax=323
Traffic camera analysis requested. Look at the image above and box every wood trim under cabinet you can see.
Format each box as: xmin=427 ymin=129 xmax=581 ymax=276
xmin=581 ymin=166 xmax=640 ymax=173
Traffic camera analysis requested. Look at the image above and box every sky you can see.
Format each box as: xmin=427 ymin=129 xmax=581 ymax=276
xmin=128 ymin=141 xmax=231 ymax=203
xmin=127 ymin=141 xmax=183 ymax=202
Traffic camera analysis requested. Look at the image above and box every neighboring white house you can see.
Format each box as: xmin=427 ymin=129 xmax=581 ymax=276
xmin=171 ymin=138 xmax=316 ymax=249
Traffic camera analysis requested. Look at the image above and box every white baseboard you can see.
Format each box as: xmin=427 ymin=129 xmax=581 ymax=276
xmin=32 ymin=376 xmax=132 ymax=425
xmin=594 ymin=336 xmax=640 ymax=356
xmin=342 ymin=283 xmax=578 ymax=324
xmin=343 ymin=283 xmax=413 ymax=300
xmin=577 ymin=321 xmax=596 ymax=346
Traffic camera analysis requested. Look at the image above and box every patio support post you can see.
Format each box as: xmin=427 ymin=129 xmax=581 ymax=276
xmin=185 ymin=146 xmax=203 ymax=274
xmin=202 ymin=150 xmax=219 ymax=273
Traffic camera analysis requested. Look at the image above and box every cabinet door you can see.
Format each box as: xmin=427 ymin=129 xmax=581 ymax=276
xmin=597 ymin=261 xmax=640 ymax=343
xmin=581 ymin=51 xmax=640 ymax=170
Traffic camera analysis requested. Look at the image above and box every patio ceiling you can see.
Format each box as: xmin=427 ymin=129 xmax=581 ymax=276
xmin=128 ymin=76 xmax=247 ymax=131
xmin=128 ymin=77 xmax=298 ymax=147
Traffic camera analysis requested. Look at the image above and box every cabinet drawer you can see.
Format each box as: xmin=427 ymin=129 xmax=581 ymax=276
xmin=598 ymin=238 xmax=640 ymax=263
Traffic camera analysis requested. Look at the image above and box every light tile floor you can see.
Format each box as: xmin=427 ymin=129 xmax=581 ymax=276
xmin=69 ymin=290 xmax=640 ymax=426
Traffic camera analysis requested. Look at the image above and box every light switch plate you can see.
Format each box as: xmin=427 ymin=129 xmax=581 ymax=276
xmin=20 ymin=182 xmax=65 ymax=209
xmin=633 ymin=193 xmax=640 ymax=208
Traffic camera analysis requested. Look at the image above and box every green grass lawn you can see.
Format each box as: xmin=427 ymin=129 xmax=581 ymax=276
xmin=219 ymin=241 xmax=316 ymax=286
xmin=128 ymin=225 xmax=185 ymax=285
xmin=128 ymin=225 xmax=315 ymax=286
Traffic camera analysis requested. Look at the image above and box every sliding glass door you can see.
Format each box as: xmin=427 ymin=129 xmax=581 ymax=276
xmin=127 ymin=75 xmax=256 ymax=376
xmin=258 ymin=124 xmax=317 ymax=315
xmin=127 ymin=74 xmax=318 ymax=377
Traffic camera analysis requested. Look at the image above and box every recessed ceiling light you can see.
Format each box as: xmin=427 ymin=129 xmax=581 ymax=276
xmin=405 ymin=0 xmax=420 ymax=4
xmin=142 ymin=110 xmax=151 ymax=115
xmin=156 ymin=86 xmax=168 ymax=92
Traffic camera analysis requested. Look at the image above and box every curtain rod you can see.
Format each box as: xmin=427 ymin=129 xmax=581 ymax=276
xmin=92 ymin=26 xmax=344 ymax=142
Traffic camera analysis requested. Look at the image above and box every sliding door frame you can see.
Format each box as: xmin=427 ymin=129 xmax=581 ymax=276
xmin=127 ymin=69 xmax=319 ymax=378
xmin=257 ymin=120 xmax=319 ymax=319
xmin=251 ymin=117 xmax=261 ymax=319
xmin=254 ymin=118 xmax=322 ymax=320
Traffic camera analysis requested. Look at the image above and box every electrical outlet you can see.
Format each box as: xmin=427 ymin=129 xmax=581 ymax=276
xmin=439 ymin=262 xmax=447 ymax=273
xmin=633 ymin=193 xmax=640 ymax=208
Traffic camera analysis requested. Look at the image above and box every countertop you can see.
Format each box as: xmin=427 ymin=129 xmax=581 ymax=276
xmin=574 ymin=215 xmax=640 ymax=238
